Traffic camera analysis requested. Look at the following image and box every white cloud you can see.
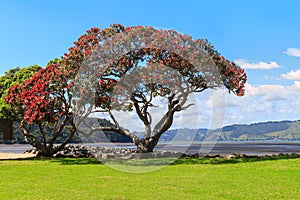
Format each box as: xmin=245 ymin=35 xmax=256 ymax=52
xmin=91 ymin=81 xmax=300 ymax=130
xmin=222 ymin=81 xmax=300 ymax=126
xmin=244 ymin=82 xmax=300 ymax=108
xmin=283 ymin=48 xmax=300 ymax=57
xmin=287 ymin=81 xmax=300 ymax=92
xmin=235 ymin=59 xmax=282 ymax=70
xmin=281 ymin=69 xmax=300 ymax=81
xmin=206 ymin=88 xmax=225 ymax=108
xmin=245 ymin=83 xmax=286 ymax=99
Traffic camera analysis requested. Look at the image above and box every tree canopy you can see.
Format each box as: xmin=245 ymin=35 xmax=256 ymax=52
xmin=5 ymin=24 xmax=247 ymax=155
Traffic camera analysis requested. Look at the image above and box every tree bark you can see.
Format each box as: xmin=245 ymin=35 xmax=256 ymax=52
xmin=144 ymin=124 xmax=151 ymax=138
xmin=23 ymin=116 xmax=76 ymax=157
xmin=135 ymin=136 xmax=159 ymax=153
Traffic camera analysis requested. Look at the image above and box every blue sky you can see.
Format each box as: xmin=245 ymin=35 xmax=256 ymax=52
xmin=0 ymin=0 xmax=300 ymax=128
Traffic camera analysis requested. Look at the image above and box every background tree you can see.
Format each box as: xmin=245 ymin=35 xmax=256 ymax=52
xmin=0 ymin=65 xmax=41 ymax=120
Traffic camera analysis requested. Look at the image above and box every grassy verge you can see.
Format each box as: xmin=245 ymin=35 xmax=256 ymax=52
xmin=0 ymin=157 xmax=299 ymax=199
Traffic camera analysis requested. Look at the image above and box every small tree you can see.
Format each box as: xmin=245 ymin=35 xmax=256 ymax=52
xmin=72 ymin=25 xmax=247 ymax=152
xmin=5 ymin=63 xmax=76 ymax=156
xmin=4 ymin=25 xmax=124 ymax=156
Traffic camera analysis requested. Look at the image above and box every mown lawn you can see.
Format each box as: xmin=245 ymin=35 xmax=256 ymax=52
xmin=0 ymin=157 xmax=299 ymax=200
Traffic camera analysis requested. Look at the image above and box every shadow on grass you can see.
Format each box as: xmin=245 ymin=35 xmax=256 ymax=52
xmin=51 ymin=157 xmax=176 ymax=166
xmin=50 ymin=158 xmax=102 ymax=165
xmin=103 ymin=158 xmax=177 ymax=166
xmin=32 ymin=155 xmax=300 ymax=166
xmin=172 ymin=155 xmax=300 ymax=165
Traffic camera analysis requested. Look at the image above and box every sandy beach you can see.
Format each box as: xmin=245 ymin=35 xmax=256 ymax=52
xmin=0 ymin=152 xmax=36 ymax=160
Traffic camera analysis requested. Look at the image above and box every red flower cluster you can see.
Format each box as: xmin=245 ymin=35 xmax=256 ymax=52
xmin=213 ymin=55 xmax=247 ymax=96
xmin=63 ymin=24 xmax=125 ymax=75
xmin=95 ymin=78 xmax=117 ymax=109
xmin=5 ymin=64 xmax=69 ymax=124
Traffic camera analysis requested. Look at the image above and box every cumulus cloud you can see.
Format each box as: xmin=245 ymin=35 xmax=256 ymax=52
xmin=183 ymin=81 xmax=299 ymax=128
xmin=222 ymin=81 xmax=300 ymax=126
xmin=235 ymin=59 xmax=282 ymax=70
xmin=206 ymin=88 xmax=225 ymax=108
xmin=287 ymin=81 xmax=300 ymax=92
xmin=281 ymin=69 xmax=300 ymax=81
xmin=245 ymin=81 xmax=300 ymax=105
xmin=245 ymin=83 xmax=286 ymax=100
xmin=283 ymin=48 xmax=300 ymax=57
xmin=92 ymin=80 xmax=300 ymax=130
xmin=168 ymin=81 xmax=300 ymax=128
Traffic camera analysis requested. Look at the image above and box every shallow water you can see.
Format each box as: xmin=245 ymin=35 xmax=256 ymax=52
xmin=1 ymin=141 xmax=300 ymax=155
xmin=0 ymin=144 xmax=32 ymax=153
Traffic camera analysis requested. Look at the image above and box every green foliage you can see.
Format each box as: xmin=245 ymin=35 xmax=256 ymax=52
xmin=0 ymin=65 xmax=41 ymax=119
xmin=46 ymin=57 xmax=63 ymax=67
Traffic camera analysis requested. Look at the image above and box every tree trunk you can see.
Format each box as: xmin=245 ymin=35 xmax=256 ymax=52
xmin=135 ymin=136 xmax=160 ymax=153
xmin=26 ymin=123 xmax=76 ymax=157
xmin=36 ymin=146 xmax=54 ymax=157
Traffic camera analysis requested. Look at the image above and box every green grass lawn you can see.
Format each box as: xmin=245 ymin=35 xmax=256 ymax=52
xmin=0 ymin=157 xmax=300 ymax=200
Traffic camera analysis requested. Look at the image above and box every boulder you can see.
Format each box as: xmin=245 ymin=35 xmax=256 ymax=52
xmin=225 ymin=154 xmax=237 ymax=159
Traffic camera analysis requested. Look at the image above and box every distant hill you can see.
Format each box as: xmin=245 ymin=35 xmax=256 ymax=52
xmin=161 ymin=120 xmax=300 ymax=141
xmin=0 ymin=118 xmax=132 ymax=144
xmin=78 ymin=118 xmax=132 ymax=143
xmin=219 ymin=120 xmax=300 ymax=141
xmin=2 ymin=119 xmax=300 ymax=144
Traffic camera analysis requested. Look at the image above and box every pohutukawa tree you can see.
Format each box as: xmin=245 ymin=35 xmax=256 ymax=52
xmin=5 ymin=63 xmax=76 ymax=156
xmin=4 ymin=25 xmax=123 ymax=156
xmin=73 ymin=25 xmax=247 ymax=153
